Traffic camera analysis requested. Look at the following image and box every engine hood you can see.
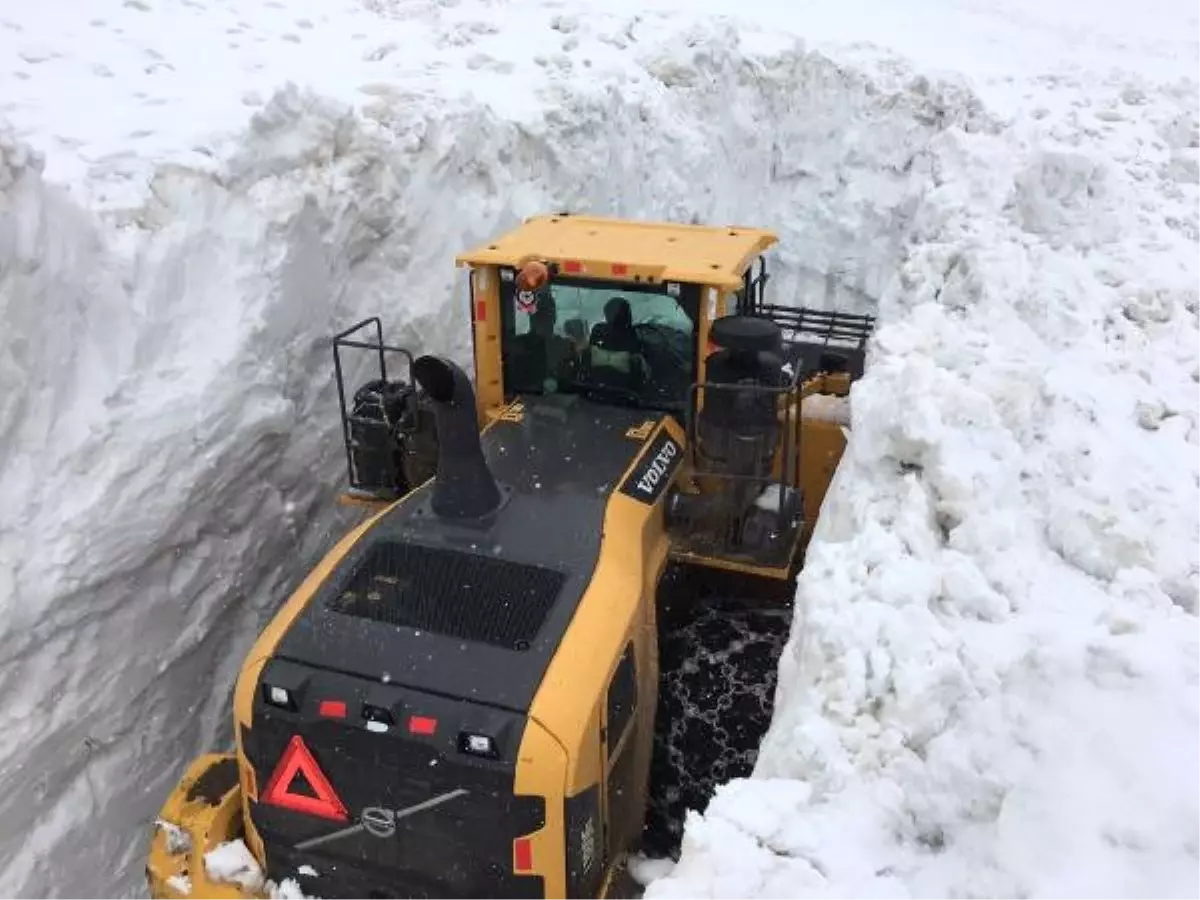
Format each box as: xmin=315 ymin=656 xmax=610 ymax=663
xmin=272 ymin=395 xmax=674 ymax=713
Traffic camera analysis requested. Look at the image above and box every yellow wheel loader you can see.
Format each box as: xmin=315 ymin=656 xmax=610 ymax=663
xmin=146 ymin=215 xmax=874 ymax=899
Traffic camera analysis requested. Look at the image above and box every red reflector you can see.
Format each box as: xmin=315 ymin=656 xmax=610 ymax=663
xmin=261 ymin=735 xmax=349 ymax=822
xmin=475 ymin=299 xmax=487 ymax=321
xmin=563 ymin=260 xmax=582 ymax=273
xmin=612 ymin=263 xmax=628 ymax=275
xmin=409 ymin=715 xmax=438 ymax=736
xmin=513 ymin=836 xmax=533 ymax=871
xmin=318 ymin=700 xmax=346 ymax=719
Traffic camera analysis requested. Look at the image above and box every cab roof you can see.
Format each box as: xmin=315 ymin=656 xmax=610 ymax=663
xmin=456 ymin=214 xmax=778 ymax=290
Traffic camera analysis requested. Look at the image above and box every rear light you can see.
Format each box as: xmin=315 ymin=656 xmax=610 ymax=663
xmin=458 ymin=732 xmax=497 ymax=758
xmin=513 ymin=836 xmax=534 ymax=872
xmin=408 ymin=715 xmax=438 ymax=736
xmin=563 ymin=260 xmax=583 ymax=273
xmin=611 ymin=263 xmax=628 ymax=275
xmin=264 ymin=685 xmax=295 ymax=710
xmin=318 ymin=700 xmax=346 ymax=719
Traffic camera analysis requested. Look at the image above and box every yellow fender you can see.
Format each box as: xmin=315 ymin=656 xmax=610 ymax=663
xmin=147 ymin=754 xmax=258 ymax=900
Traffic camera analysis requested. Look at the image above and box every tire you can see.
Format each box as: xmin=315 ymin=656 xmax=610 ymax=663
xmin=641 ymin=597 xmax=793 ymax=857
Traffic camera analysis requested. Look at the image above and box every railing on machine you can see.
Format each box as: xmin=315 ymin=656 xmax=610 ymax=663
xmin=676 ymin=373 xmax=805 ymax=571
xmin=757 ymin=306 xmax=876 ymax=380
xmin=671 ymin=287 xmax=876 ymax=570
xmin=735 ymin=256 xmax=877 ymax=380
xmin=333 ymin=317 xmax=416 ymax=497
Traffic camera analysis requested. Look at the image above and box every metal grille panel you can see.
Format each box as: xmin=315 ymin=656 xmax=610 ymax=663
xmin=329 ymin=542 xmax=564 ymax=650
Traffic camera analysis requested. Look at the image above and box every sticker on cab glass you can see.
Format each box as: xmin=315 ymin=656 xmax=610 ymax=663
xmin=619 ymin=428 xmax=682 ymax=504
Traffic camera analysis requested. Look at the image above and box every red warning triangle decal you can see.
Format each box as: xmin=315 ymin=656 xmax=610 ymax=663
xmin=261 ymin=735 xmax=349 ymax=822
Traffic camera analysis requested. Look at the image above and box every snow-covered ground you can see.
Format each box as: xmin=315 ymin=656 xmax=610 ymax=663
xmin=1 ymin=0 xmax=1196 ymax=897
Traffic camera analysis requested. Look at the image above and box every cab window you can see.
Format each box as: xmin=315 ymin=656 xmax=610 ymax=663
xmin=500 ymin=275 xmax=700 ymax=411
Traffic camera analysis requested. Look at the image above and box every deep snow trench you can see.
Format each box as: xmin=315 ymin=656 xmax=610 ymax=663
xmin=1 ymin=8 xmax=1197 ymax=899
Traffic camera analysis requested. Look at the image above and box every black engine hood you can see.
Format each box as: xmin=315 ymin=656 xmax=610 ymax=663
xmin=274 ymin=396 xmax=661 ymax=713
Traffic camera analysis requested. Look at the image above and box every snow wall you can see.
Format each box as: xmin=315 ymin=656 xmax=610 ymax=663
xmin=1 ymin=18 xmax=1197 ymax=899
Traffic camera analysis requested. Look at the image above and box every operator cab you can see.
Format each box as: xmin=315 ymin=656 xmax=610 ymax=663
xmin=500 ymin=265 xmax=700 ymax=412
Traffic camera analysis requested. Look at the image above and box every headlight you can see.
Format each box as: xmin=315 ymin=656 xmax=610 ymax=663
xmin=263 ymin=685 xmax=295 ymax=710
xmin=458 ymin=732 xmax=497 ymax=758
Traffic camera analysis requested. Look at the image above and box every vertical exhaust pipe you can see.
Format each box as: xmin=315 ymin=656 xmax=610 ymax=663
xmin=411 ymin=355 xmax=502 ymax=520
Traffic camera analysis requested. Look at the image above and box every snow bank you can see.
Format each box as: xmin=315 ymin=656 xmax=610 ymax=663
xmin=0 ymin=18 xmax=1004 ymax=894
xmin=647 ymin=51 xmax=1200 ymax=900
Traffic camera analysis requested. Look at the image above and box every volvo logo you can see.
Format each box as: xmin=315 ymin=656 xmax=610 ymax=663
xmin=619 ymin=429 xmax=683 ymax=504
xmin=635 ymin=439 xmax=678 ymax=496
xmin=294 ymin=789 xmax=469 ymax=851
xmin=361 ymin=806 xmax=397 ymax=839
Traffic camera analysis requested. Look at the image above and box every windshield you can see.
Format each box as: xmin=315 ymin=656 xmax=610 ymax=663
xmin=500 ymin=276 xmax=700 ymax=410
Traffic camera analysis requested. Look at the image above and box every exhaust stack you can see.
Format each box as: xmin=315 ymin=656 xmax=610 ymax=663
xmin=411 ymin=355 xmax=502 ymax=520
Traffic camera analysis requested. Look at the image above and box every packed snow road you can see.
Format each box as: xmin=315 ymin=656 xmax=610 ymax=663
xmin=1 ymin=0 xmax=1197 ymax=897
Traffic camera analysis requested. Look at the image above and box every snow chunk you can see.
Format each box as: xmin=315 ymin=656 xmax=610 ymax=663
xmin=271 ymin=878 xmax=309 ymax=899
xmin=801 ymin=393 xmax=850 ymax=425
xmin=204 ymin=840 xmax=264 ymax=893
xmin=201 ymin=840 xmax=309 ymax=900
xmin=154 ymin=819 xmax=192 ymax=856
xmin=628 ymin=854 xmax=676 ymax=886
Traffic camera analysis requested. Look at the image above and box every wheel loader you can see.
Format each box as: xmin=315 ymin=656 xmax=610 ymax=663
xmin=146 ymin=214 xmax=875 ymax=899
